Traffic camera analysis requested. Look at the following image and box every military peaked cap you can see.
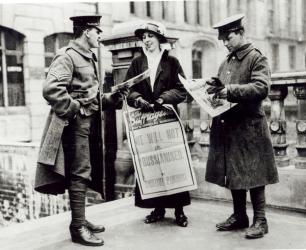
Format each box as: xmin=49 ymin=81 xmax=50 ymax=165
xmin=70 ymin=15 xmax=103 ymax=32
xmin=213 ymin=13 xmax=245 ymax=40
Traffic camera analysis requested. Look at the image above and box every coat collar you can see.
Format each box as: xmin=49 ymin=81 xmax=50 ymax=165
xmin=68 ymin=40 xmax=97 ymax=61
xmin=227 ymin=43 xmax=254 ymax=61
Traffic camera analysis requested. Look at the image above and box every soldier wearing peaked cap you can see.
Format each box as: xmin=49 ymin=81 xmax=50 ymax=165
xmin=70 ymin=15 xmax=103 ymax=32
xmin=34 ymin=15 xmax=128 ymax=246
xmin=205 ymin=14 xmax=279 ymax=239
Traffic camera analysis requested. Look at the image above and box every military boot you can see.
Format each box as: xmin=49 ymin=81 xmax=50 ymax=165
xmin=85 ymin=220 xmax=105 ymax=233
xmin=70 ymin=225 xmax=104 ymax=246
xmin=216 ymin=214 xmax=249 ymax=231
xmin=245 ymin=218 xmax=268 ymax=239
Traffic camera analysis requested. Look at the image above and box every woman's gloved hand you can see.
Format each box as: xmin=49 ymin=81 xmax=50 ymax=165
xmin=153 ymin=98 xmax=164 ymax=111
xmin=135 ymin=97 xmax=154 ymax=112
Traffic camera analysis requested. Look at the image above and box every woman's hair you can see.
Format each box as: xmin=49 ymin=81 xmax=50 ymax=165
xmin=141 ymin=31 xmax=163 ymax=44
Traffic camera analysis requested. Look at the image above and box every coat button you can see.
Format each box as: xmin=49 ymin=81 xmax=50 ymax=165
xmin=221 ymin=119 xmax=224 ymax=123
xmin=232 ymin=56 xmax=235 ymax=60
xmin=227 ymin=71 xmax=230 ymax=75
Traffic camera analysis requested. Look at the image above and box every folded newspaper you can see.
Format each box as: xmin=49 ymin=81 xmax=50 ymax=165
xmin=179 ymin=74 xmax=236 ymax=117
xmin=111 ymin=69 xmax=150 ymax=92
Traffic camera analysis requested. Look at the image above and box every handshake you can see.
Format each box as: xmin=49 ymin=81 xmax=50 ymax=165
xmin=206 ymin=77 xmax=227 ymax=99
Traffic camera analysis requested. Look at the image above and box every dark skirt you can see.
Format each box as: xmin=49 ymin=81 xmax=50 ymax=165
xmin=134 ymin=182 xmax=191 ymax=208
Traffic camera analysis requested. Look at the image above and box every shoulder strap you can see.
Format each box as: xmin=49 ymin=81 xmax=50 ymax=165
xmin=65 ymin=48 xmax=76 ymax=68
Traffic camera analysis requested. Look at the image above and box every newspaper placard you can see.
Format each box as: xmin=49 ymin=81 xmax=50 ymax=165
xmin=123 ymin=106 xmax=197 ymax=200
xmin=179 ymin=74 xmax=237 ymax=117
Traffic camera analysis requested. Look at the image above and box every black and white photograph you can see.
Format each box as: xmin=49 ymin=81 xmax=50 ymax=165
xmin=0 ymin=0 xmax=306 ymax=249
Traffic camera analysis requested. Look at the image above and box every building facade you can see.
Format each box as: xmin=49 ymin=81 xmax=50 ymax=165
xmin=0 ymin=0 xmax=305 ymax=142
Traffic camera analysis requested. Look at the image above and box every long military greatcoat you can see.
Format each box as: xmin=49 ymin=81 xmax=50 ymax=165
xmin=205 ymin=43 xmax=279 ymax=190
xmin=126 ymin=50 xmax=190 ymax=208
xmin=35 ymin=40 xmax=118 ymax=196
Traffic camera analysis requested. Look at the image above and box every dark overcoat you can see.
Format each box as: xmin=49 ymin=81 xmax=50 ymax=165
xmin=205 ymin=43 xmax=279 ymax=190
xmin=35 ymin=40 xmax=117 ymax=196
xmin=126 ymin=50 xmax=190 ymax=208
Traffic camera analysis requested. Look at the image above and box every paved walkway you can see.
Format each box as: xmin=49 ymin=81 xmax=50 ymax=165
xmin=1 ymin=197 xmax=306 ymax=250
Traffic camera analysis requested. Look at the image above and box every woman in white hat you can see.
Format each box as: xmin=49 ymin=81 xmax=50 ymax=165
xmin=125 ymin=21 xmax=190 ymax=227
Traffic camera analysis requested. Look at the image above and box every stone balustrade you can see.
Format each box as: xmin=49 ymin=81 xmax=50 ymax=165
xmin=182 ymin=71 xmax=306 ymax=169
xmin=268 ymin=72 xmax=306 ymax=169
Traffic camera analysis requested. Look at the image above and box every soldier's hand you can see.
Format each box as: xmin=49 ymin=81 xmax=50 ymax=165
xmin=211 ymin=77 xmax=223 ymax=86
xmin=117 ymin=85 xmax=129 ymax=96
xmin=207 ymin=85 xmax=225 ymax=95
xmin=214 ymin=87 xmax=227 ymax=99
xmin=110 ymin=91 xmax=123 ymax=103
xmin=206 ymin=77 xmax=224 ymax=87
xmin=206 ymin=77 xmax=225 ymax=95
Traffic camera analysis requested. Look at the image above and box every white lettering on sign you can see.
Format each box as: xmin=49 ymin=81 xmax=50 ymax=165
xmin=147 ymin=130 xmax=163 ymax=144
xmin=7 ymin=66 xmax=22 ymax=72
xmin=145 ymin=173 xmax=187 ymax=187
xmin=166 ymin=128 xmax=180 ymax=139
xmin=140 ymin=149 xmax=183 ymax=167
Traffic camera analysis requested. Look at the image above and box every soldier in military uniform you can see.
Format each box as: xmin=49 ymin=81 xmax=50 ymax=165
xmin=205 ymin=14 xmax=279 ymax=239
xmin=35 ymin=15 xmax=127 ymax=246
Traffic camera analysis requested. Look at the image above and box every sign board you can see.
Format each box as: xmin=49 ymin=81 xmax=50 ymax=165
xmin=123 ymin=106 xmax=197 ymax=199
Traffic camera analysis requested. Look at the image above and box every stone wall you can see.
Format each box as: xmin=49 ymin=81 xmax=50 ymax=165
xmin=0 ymin=143 xmax=103 ymax=227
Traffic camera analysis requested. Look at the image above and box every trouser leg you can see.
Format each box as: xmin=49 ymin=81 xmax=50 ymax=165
xmin=250 ymin=186 xmax=266 ymax=222
xmin=231 ymin=189 xmax=247 ymax=218
xmin=216 ymin=189 xmax=248 ymax=230
xmin=154 ymin=207 xmax=166 ymax=215
xmin=245 ymin=186 xmax=268 ymax=239
xmin=63 ymin=114 xmax=92 ymax=228
xmin=69 ymin=178 xmax=87 ymax=228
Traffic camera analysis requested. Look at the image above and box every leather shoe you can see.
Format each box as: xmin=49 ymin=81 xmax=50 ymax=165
xmin=175 ymin=214 xmax=188 ymax=227
xmin=70 ymin=225 xmax=104 ymax=246
xmin=245 ymin=219 xmax=268 ymax=239
xmin=85 ymin=220 xmax=105 ymax=233
xmin=216 ymin=214 xmax=249 ymax=231
xmin=144 ymin=209 xmax=165 ymax=224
